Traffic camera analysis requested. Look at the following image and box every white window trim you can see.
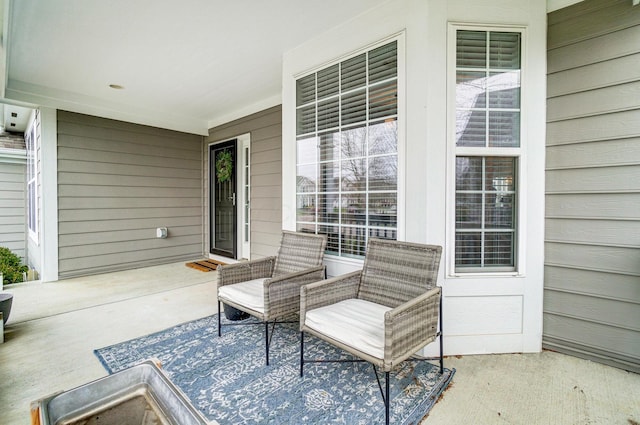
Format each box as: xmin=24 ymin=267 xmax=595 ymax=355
xmin=26 ymin=110 xmax=39 ymax=244
xmin=446 ymin=23 xmax=528 ymax=279
xmin=285 ymin=33 xmax=406 ymax=274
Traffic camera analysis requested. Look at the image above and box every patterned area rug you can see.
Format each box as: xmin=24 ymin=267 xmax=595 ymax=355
xmin=94 ymin=315 xmax=454 ymax=424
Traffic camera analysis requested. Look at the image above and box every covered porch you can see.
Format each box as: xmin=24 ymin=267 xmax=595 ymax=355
xmin=0 ymin=262 xmax=637 ymax=424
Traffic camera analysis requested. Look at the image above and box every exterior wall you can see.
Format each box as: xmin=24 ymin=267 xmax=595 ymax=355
xmin=206 ymin=105 xmax=282 ymax=259
xmin=545 ymin=0 xmax=640 ymax=372
xmin=57 ymin=111 xmax=204 ymax=278
xmin=282 ymin=0 xmax=547 ymax=356
xmin=0 ymin=156 xmax=26 ymax=260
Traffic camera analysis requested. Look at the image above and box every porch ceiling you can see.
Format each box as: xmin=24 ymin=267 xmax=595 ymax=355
xmin=1 ymin=0 xmax=582 ymax=135
xmin=0 ymin=0 xmax=388 ymax=135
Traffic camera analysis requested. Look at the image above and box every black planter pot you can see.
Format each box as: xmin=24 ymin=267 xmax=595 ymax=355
xmin=223 ymin=304 xmax=249 ymax=321
xmin=0 ymin=293 xmax=13 ymax=325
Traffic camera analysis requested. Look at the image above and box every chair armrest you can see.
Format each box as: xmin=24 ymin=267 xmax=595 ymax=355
xmin=384 ymin=286 xmax=441 ymax=367
xmin=217 ymin=257 xmax=275 ymax=288
xmin=263 ymin=265 xmax=326 ymax=319
xmin=300 ymin=271 xmax=361 ymax=329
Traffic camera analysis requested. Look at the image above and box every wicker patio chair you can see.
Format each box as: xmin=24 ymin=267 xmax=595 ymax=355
xmin=217 ymin=230 xmax=326 ymax=365
xmin=299 ymin=238 xmax=443 ymax=425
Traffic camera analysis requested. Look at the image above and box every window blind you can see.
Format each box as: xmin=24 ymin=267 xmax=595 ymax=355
xmin=454 ymin=29 xmax=521 ymax=272
xmin=295 ymin=40 xmax=399 ymax=258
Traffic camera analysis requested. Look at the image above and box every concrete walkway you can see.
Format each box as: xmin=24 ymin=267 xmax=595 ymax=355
xmin=0 ymin=263 xmax=638 ymax=424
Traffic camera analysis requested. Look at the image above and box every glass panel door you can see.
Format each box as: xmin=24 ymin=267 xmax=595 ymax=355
xmin=210 ymin=140 xmax=237 ymax=258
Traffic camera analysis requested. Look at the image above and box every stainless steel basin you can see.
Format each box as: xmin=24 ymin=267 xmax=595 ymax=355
xmin=36 ymin=360 xmax=213 ymax=425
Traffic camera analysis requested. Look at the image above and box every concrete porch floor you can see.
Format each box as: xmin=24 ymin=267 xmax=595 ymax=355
xmin=0 ymin=262 xmax=638 ymax=424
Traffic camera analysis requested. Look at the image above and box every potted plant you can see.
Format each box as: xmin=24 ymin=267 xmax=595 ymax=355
xmin=0 ymin=247 xmax=28 ymax=325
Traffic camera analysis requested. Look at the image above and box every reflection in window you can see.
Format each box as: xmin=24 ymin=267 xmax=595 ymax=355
xmin=295 ymin=41 xmax=399 ymax=258
xmin=454 ymin=29 xmax=521 ymax=272
xmin=455 ymin=156 xmax=517 ymax=270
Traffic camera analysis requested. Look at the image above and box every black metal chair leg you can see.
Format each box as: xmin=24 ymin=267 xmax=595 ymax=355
xmin=265 ymin=321 xmax=270 ymax=366
xmin=217 ymin=300 xmax=222 ymax=337
xmin=385 ymin=371 xmax=390 ymax=425
xmin=300 ymin=331 xmax=305 ymax=377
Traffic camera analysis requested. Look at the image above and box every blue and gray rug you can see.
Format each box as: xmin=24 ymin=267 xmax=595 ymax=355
xmin=94 ymin=315 xmax=454 ymax=424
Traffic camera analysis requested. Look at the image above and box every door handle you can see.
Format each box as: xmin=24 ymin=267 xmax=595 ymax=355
xmin=230 ymin=193 xmax=236 ymax=206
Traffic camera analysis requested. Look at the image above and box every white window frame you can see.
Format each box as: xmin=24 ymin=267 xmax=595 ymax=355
xmin=292 ymin=35 xmax=405 ymax=262
xmin=446 ymin=24 xmax=527 ymax=278
xmin=25 ymin=110 xmax=39 ymax=243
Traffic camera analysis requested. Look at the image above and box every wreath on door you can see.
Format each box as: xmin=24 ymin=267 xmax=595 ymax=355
xmin=216 ymin=151 xmax=233 ymax=183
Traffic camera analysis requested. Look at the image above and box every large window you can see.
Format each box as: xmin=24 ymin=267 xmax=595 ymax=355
xmin=454 ymin=29 xmax=521 ymax=272
xmin=25 ymin=110 xmax=39 ymax=242
xmin=295 ymin=40 xmax=398 ymax=258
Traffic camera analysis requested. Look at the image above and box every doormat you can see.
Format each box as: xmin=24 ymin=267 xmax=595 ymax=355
xmin=95 ymin=315 xmax=455 ymax=425
xmin=186 ymin=259 xmax=225 ymax=272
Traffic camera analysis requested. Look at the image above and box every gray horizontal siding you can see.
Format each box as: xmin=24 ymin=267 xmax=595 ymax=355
xmin=0 ymin=161 xmax=26 ymax=260
xmin=545 ymin=0 xmax=640 ymax=372
xmin=57 ymin=111 xmax=203 ymax=278
xmin=206 ymin=105 xmax=282 ymax=259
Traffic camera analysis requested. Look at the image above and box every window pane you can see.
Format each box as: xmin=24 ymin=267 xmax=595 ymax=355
xmin=457 ymin=31 xmax=486 ymax=68
xmin=296 ymin=74 xmax=315 ymax=106
xmin=369 ymin=192 xmax=397 ymax=227
xmin=341 ymin=54 xmax=366 ymax=91
xmin=297 ymin=195 xmax=316 ymax=223
xmin=319 ymin=132 xmax=339 ymax=162
xmin=485 ymin=157 xmax=515 ymax=191
xmin=489 ymin=111 xmax=520 ymax=147
xmin=318 ymin=194 xmax=338 ymax=224
xmin=341 ymin=226 xmax=367 ymax=258
xmin=296 ymin=136 xmax=316 ymax=164
xmin=296 ymin=165 xmax=316 ymax=192
xmin=341 ymin=125 xmax=366 ymax=158
xmin=341 ymin=158 xmax=366 ymax=191
xmin=456 ymin=30 xmax=521 ymax=150
xmin=319 ymin=224 xmax=340 ymax=255
xmin=455 ymin=156 xmax=517 ymax=271
xmin=457 ymin=71 xmax=486 ymax=109
xmin=317 ymin=64 xmax=339 ymax=100
xmin=369 ymin=119 xmax=397 ymax=155
xmin=489 ymin=32 xmax=520 ymax=69
xmin=456 ymin=110 xmax=486 ymax=147
xmin=455 ymin=232 xmax=481 ymax=267
xmin=342 ymin=193 xmax=366 ymax=225
xmin=488 ymin=71 xmax=520 ymax=109
xmin=318 ymin=97 xmax=339 ymax=131
xmin=369 ymin=41 xmax=397 ymax=84
xmin=485 ymin=193 xmax=515 ymax=228
xmin=456 ymin=193 xmax=482 ymax=229
xmin=369 ymin=156 xmax=397 ymax=191
xmin=369 ymin=80 xmax=397 ymax=120
xmin=456 ymin=157 xmax=482 ymax=191
xmin=342 ymin=89 xmax=366 ymax=125
xmin=296 ymin=105 xmax=315 ymax=135
xmin=319 ymin=161 xmax=339 ymax=193
xmin=484 ymin=232 xmax=514 ymax=266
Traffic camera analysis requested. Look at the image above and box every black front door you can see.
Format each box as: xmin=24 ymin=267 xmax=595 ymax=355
xmin=210 ymin=140 xmax=237 ymax=258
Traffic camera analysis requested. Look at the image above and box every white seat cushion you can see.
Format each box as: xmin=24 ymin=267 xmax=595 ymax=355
xmin=305 ymin=298 xmax=391 ymax=360
xmin=218 ymin=279 xmax=266 ymax=313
